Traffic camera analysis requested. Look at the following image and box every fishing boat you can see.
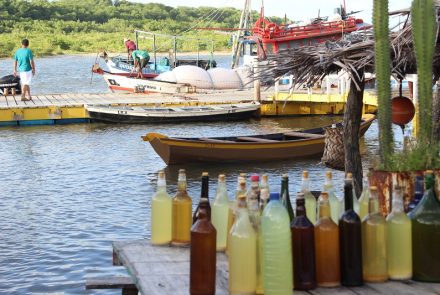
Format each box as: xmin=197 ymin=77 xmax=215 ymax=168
xmin=86 ymin=102 xmax=260 ymax=124
xmin=143 ymin=114 xmax=375 ymax=164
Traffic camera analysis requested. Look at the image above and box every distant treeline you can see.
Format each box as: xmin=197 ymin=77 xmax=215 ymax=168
xmin=0 ymin=0 xmax=284 ymax=57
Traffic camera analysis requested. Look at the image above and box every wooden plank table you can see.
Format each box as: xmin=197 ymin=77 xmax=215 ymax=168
xmin=112 ymin=239 xmax=440 ymax=295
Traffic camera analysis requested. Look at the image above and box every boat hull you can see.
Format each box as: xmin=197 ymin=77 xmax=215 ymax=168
xmin=144 ymin=114 xmax=375 ymax=165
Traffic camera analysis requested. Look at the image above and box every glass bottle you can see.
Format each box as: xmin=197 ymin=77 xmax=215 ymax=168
xmin=301 ymin=171 xmax=317 ymax=224
xmin=260 ymin=174 xmax=270 ymax=194
xmin=407 ymin=175 xmax=424 ymax=212
xmin=193 ymin=172 xmax=211 ymax=224
xmin=226 ymin=178 xmax=247 ymax=255
xmin=246 ymin=174 xmax=261 ymax=229
xmin=281 ymin=174 xmax=295 ymax=222
xmin=291 ymin=193 xmax=316 ymax=290
xmin=339 ymin=179 xmax=363 ymax=286
xmin=410 ymin=171 xmax=440 ymax=282
xmin=257 ymin=187 xmax=270 ymax=294
xmin=358 ymin=179 xmax=370 ymax=221
xmin=346 ymin=172 xmax=360 ymax=214
xmin=315 ymin=192 xmax=340 ymax=287
xmin=229 ymin=195 xmax=257 ymax=295
xmin=190 ymin=199 xmax=216 ymax=295
xmin=262 ymin=192 xmax=293 ymax=294
xmin=151 ymin=170 xmax=172 ymax=245
xmin=323 ymin=171 xmax=341 ymax=224
xmin=212 ymin=174 xmax=229 ymax=252
xmin=386 ymin=185 xmax=412 ymax=280
xmin=172 ymin=169 xmax=192 ymax=246
xmin=362 ymin=186 xmax=388 ymax=282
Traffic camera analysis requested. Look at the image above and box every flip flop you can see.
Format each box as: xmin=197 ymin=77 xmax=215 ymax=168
xmin=21 ymin=97 xmax=28 ymax=101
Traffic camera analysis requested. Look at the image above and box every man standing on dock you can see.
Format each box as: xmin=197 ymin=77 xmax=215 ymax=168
xmin=13 ymin=39 xmax=35 ymax=101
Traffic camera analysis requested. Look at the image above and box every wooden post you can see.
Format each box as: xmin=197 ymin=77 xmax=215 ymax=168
xmin=253 ymin=61 xmax=261 ymax=102
xmin=344 ymin=69 xmax=365 ymax=198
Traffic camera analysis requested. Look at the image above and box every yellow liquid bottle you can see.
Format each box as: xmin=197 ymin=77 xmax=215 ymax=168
xmin=362 ymin=186 xmax=388 ymax=282
xmin=301 ymin=171 xmax=317 ymax=224
xmin=151 ymin=170 xmax=172 ymax=245
xmin=323 ymin=171 xmax=341 ymax=224
xmin=386 ymin=186 xmax=412 ymax=280
xmin=226 ymin=177 xmax=246 ymax=255
xmin=212 ymin=174 xmax=230 ymax=252
xmin=229 ymin=195 xmax=257 ymax=295
xmin=172 ymin=169 xmax=192 ymax=246
xmin=358 ymin=179 xmax=370 ymax=221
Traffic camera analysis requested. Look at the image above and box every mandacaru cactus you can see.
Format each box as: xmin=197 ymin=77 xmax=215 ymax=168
xmin=373 ymin=0 xmax=393 ymax=169
xmin=411 ymin=0 xmax=436 ymax=145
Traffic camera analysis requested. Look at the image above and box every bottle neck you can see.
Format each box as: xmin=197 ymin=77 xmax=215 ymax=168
xmin=368 ymin=193 xmax=380 ymax=214
xmin=216 ymin=181 xmax=228 ymax=200
xmin=177 ymin=180 xmax=187 ymax=192
xmin=296 ymin=199 xmax=306 ymax=216
xmin=198 ymin=202 xmax=210 ymax=220
xmin=319 ymin=199 xmax=331 ymax=219
xmin=281 ymin=178 xmax=289 ymax=196
xmin=344 ymin=180 xmax=353 ymax=211
xmin=425 ymin=175 xmax=435 ymax=191
xmin=301 ymin=177 xmax=310 ymax=192
xmin=201 ymin=176 xmax=209 ymax=200
xmin=415 ymin=177 xmax=424 ymax=195
xmin=391 ymin=189 xmax=404 ymax=212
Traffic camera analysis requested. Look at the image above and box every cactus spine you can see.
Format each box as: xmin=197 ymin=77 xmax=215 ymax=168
xmin=411 ymin=0 xmax=436 ymax=145
xmin=373 ymin=0 xmax=393 ymax=169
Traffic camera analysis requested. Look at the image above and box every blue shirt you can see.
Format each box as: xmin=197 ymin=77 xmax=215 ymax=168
xmin=13 ymin=48 xmax=33 ymax=72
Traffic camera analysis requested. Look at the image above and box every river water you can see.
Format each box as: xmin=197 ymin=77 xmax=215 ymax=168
xmin=0 ymin=55 xmax=391 ymax=294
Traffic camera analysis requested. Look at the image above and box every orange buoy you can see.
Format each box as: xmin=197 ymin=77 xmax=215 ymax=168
xmin=391 ymin=96 xmax=415 ymax=126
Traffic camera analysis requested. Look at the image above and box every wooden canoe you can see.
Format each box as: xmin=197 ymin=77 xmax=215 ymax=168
xmin=142 ymin=114 xmax=376 ymax=165
xmin=86 ymin=103 xmax=260 ymax=124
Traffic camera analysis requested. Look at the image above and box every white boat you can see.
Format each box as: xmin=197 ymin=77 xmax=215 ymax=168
xmin=85 ymin=102 xmax=260 ymax=123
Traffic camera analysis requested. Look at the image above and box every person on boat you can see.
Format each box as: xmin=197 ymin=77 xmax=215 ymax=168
xmin=131 ymin=50 xmax=150 ymax=79
xmin=13 ymin=39 xmax=35 ymax=101
xmin=123 ymin=38 xmax=137 ymax=60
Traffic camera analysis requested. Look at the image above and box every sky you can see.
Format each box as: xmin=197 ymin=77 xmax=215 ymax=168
xmin=133 ymin=0 xmax=413 ymax=23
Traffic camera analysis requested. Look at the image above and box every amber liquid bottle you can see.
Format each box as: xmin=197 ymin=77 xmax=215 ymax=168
xmin=193 ymin=172 xmax=211 ymax=224
xmin=291 ymin=193 xmax=317 ymax=290
xmin=339 ymin=179 xmax=363 ymax=286
xmin=281 ymin=174 xmax=295 ymax=222
xmin=315 ymin=192 xmax=340 ymax=287
xmin=190 ymin=199 xmax=217 ymax=295
xmin=172 ymin=169 xmax=192 ymax=246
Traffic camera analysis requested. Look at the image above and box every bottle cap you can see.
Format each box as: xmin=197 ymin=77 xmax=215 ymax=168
xmin=219 ymin=174 xmax=225 ymax=181
xmin=302 ymin=171 xmax=309 ymax=178
xmin=320 ymin=192 xmax=329 ymax=200
xmin=269 ymin=192 xmax=279 ymax=200
xmin=240 ymin=173 xmax=246 ymax=177
xmin=425 ymin=170 xmax=434 ymax=175
xmin=262 ymin=174 xmax=268 ymax=181
xmin=346 ymin=172 xmax=353 ymax=178
xmin=158 ymin=170 xmax=165 ymax=178
xmin=282 ymin=173 xmax=288 ymax=179
xmin=237 ymin=194 xmax=247 ymax=208
xmin=179 ymin=169 xmax=186 ymax=173
xmin=202 ymin=172 xmax=209 ymax=177
xmin=326 ymin=171 xmax=332 ymax=179
xmin=250 ymin=175 xmax=260 ymax=182
xmin=370 ymin=186 xmax=378 ymax=191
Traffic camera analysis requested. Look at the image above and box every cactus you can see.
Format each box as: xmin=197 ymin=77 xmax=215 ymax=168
xmin=411 ymin=0 xmax=436 ymax=145
xmin=373 ymin=0 xmax=394 ymax=169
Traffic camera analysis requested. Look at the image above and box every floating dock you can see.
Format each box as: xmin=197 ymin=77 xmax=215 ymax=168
xmin=105 ymin=239 xmax=440 ymax=295
xmin=0 ymin=90 xmax=377 ymax=126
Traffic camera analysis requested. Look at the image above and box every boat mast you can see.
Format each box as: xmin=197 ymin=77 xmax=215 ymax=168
xmin=231 ymin=0 xmax=252 ymax=68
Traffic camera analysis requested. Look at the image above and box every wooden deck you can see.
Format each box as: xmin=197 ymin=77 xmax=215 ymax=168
xmin=112 ymin=239 xmax=440 ymax=295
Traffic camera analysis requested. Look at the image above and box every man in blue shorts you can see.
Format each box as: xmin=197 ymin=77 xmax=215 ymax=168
xmin=13 ymin=39 xmax=35 ymax=101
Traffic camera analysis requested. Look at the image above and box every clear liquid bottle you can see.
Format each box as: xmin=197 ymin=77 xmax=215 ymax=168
xmin=386 ymin=185 xmax=412 ymax=280
xmin=410 ymin=171 xmax=440 ymax=282
xmin=291 ymin=193 xmax=317 ymax=290
xmin=346 ymin=172 xmax=360 ymax=214
xmin=257 ymin=187 xmax=270 ymax=294
xmin=193 ymin=172 xmax=211 ymax=224
xmin=315 ymin=192 xmax=340 ymax=287
xmin=226 ymin=178 xmax=247 ymax=255
xmin=212 ymin=174 xmax=229 ymax=252
xmin=246 ymin=174 xmax=261 ymax=229
xmin=362 ymin=186 xmax=388 ymax=282
xmin=190 ymin=199 xmax=216 ymax=295
xmin=262 ymin=192 xmax=293 ymax=294
xmin=323 ymin=171 xmax=341 ymax=224
xmin=172 ymin=169 xmax=192 ymax=246
xmin=407 ymin=175 xmax=424 ymax=213
xmin=229 ymin=195 xmax=257 ymax=295
xmin=260 ymin=174 xmax=270 ymax=194
xmin=151 ymin=170 xmax=172 ymax=245
xmin=339 ymin=179 xmax=363 ymax=286
xmin=301 ymin=171 xmax=317 ymax=225
xmin=281 ymin=174 xmax=295 ymax=222
xmin=358 ymin=178 xmax=370 ymax=220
